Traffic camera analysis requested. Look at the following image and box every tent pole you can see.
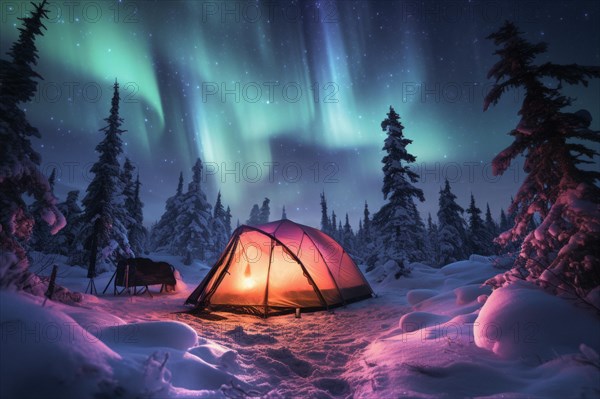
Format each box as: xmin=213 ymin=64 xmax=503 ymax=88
xmin=263 ymin=240 xmax=274 ymax=318
xmin=102 ymin=270 xmax=117 ymax=294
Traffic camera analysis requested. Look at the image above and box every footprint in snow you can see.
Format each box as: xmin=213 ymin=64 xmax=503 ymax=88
xmin=267 ymin=348 xmax=313 ymax=378
xmin=225 ymin=326 xmax=277 ymax=345
xmin=313 ymin=378 xmax=350 ymax=396
xmin=265 ymin=347 xmax=313 ymax=378
xmin=325 ymin=351 xmax=349 ymax=365
xmin=306 ymin=351 xmax=327 ymax=360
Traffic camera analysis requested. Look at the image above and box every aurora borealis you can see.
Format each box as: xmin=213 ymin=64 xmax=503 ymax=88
xmin=1 ymin=1 xmax=598 ymax=227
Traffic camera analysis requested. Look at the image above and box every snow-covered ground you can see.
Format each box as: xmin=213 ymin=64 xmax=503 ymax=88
xmin=1 ymin=253 xmax=599 ymax=398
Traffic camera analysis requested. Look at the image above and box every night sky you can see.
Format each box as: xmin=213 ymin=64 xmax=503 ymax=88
xmin=1 ymin=0 xmax=599 ymax=228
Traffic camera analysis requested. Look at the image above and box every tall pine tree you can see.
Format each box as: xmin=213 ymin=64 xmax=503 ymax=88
xmin=320 ymin=191 xmax=331 ymax=233
xmin=437 ymin=179 xmax=467 ymax=265
xmin=259 ymin=197 xmax=270 ymax=224
xmin=0 ymin=0 xmax=65 ymax=289
xmin=173 ymin=159 xmax=213 ymax=264
xmin=127 ymin=174 xmax=147 ymax=255
xmin=484 ymin=203 xmax=498 ymax=254
xmin=427 ymin=213 xmax=440 ymax=266
xmin=362 ymin=201 xmax=371 ymax=246
xmin=499 ymin=208 xmax=509 ymax=232
xmin=342 ymin=213 xmax=355 ymax=254
xmin=30 ymin=167 xmax=56 ymax=251
xmin=121 ymin=158 xmax=135 ymax=214
xmin=224 ymin=206 xmax=232 ymax=236
xmin=211 ymin=191 xmax=229 ymax=254
xmin=76 ymin=80 xmax=131 ymax=267
xmin=466 ymin=194 xmax=491 ymax=255
xmin=151 ymin=171 xmax=184 ymax=253
xmin=484 ymin=21 xmax=600 ymax=295
xmin=246 ymin=204 xmax=261 ymax=226
xmin=371 ymin=106 xmax=426 ymax=273
xmin=51 ymin=190 xmax=83 ymax=256
xmin=121 ymin=159 xmax=146 ymax=255
xmin=331 ymin=211 xmax=338 ymax=239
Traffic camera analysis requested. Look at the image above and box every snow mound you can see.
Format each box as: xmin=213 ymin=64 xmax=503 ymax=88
xmin=399 ymin=311 xmax=451 ymax=332
xmin=0 ymin=289 xmax=251 ymax=398
xmin=368 ymin=259 xmax=403 ymax=284
xmin=189 ymin=341 xmax=238 ymax=369
xmin=474 ymin=281 xmax=600 ymax=360
xmin=454 ymin=284 xmax=491 ymax=305
xmin=166 ymin=350 xmax=246 ymax=391
xmin=468 ymin=254 xmax=494 ymax=263
xmin=0 ymin=291 xmax=119 ymax=399
xmin=407 ymin=289 xmax=439 ymax=305
xmin=99 ymin=321 xmax=198 ymax=351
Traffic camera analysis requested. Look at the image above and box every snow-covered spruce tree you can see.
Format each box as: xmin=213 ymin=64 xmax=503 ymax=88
xmin=127 ymin=174 xmax=147 ymax=256
xmin=357 ymin=220 xmax=363 ymax=246
xmin=320 ymin=191 xmax=331 ymax=234
xmin=211 ymin=191 xmax=229 ymax=254
xmin=224 ymin=206 xmax=232 ymax=236
xmin=342 ymin=213 xmax=355 ymax=254
xmin=427 ymin=213 xmax=440 ymax=266
xmin=362 ymin=201 xmax=372 ymax=247
xmin=259 ymin=197 xmax=270 ymax=224
xmin=150 ymin=171 xmax=184 ymax=253
xmin=370 ymin=106 xmax=427 ymax=274
xmin=75 ymin=80 xmax=132 ymax=268
xmin=0 ymin=0 xmax=66 ymax=290
xmin=121 ymin=159 xmax=146 ymax=256
xmin=499 ymin=208 xmax=509 ymax=232
xmin=51 ymin=190 xmax=83 ymax=256
xmin=173 ymin=159 xmax=213 ymax=264
xmin=356 ymin=201 xmax=373 ymax=260
xmin=437 ymin=179 xmax=468 ymax=265
xmin=409 ymin=199 xmax=427 ymax=258
xmin=246 ymin=204 xmax=261 ymax=226
xmin=281 ymin=205 xmax=287 ymax=220
xmin=29 ymin=167 xmax=56 ymax=251
xmin=466 ymin=194 xmax=492 ymax=255
xmin=484 ymin=21 xmax=600 ymax=296
xmin=121 ymin=158 xmax=135 ymax=214
xmin=484 ymin=203 xmax=499 ymax=254
xmin=330 ymin=211 xmax=338 ymax=240
xmin=484 ymin=204 xmax=498 ymax=239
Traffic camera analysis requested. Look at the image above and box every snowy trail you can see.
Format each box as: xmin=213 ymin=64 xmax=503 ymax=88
xmin=174 ymin=300 xmax=407 ymax=398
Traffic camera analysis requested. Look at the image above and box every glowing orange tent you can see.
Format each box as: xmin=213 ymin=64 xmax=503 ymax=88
xmin=186 ymin=219 xmax=374 ymax=317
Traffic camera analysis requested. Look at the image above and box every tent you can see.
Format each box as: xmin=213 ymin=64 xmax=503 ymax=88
xmin=186 ymin=219 xmax=374 ymax=317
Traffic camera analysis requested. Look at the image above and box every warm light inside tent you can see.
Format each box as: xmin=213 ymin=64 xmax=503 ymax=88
xmin=243 ymin=277 xmax=256 ymax=290
xmin=242 ymin=263 xmax=255 ymax=290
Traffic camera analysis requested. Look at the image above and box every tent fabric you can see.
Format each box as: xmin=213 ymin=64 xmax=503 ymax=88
xmin=186 ymin=219 xmax=374 ymax=317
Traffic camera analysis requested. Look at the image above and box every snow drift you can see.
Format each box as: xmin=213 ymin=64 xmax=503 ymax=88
xmin=474 ymin=280 xmax=600 ymax=361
